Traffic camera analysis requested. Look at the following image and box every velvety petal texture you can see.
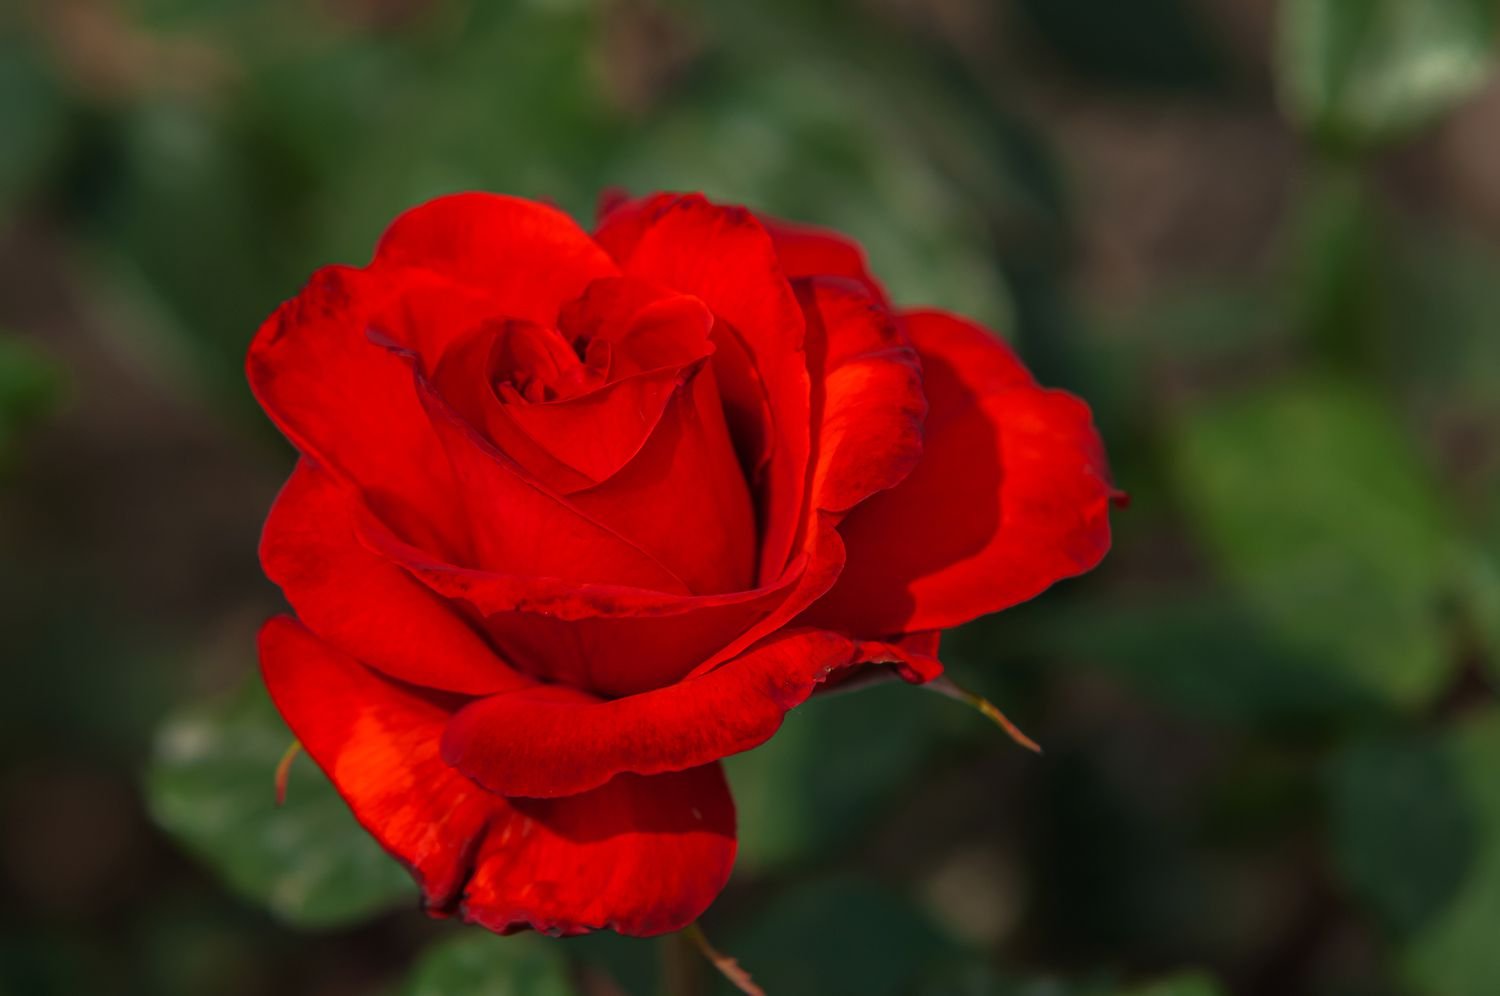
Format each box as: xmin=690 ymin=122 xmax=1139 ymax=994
xmin=248 ymin=189 xmax=1117 ymax=939
xmin=260 ymin=618 xmax=734 ymax=937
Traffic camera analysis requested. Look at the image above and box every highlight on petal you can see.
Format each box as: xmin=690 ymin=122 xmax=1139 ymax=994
xmin=259 ymin=616 xmax=737 ymax=938
xmin=440 ymin=629 xmax=863 ymax=798
xmin=374 ymin=192 xmax=618 ymax=325
xmin=803 ymin=309 xmax=1116 ymax=637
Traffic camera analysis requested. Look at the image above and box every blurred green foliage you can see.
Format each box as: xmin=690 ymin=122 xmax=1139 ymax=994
xmin=0 ymin=334 xmax=63 ymax=470
xmin=1169 ymin=378 xmax=1458 ymax=716
xmin=395 ymin=933 xmax=575 ymax=996
xmin=146 ymin=679 xmax=416 ymax=928
xmin=1331 ymin=710 xmax=1500 ymax=996
xmin=2 ymin=0 xmax=1499 ymax=994
xmin=1278 ymin=0 xmax=1497 ymax=147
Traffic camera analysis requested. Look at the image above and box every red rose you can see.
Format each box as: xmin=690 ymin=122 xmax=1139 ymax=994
xmin=248 ymin=191 xmax=1116 ymax=937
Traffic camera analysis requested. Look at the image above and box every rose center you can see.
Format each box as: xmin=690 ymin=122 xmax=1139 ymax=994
xmin=489 ymin=322 xmax=612 ymax=405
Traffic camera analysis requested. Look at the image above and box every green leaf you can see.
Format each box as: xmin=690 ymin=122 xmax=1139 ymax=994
xmin=1277 ymin=0 xmax=1499 ymax=146
xmin=1044 ymin=592 xmax=1389 ymax=730
xmin=145 ymin=679 xmax=415 ymax=928
xmin=1329 ymin=709 xmax=1500 ymax=996
xmin=562 ymin=930 xmax=659 ymax=996
xmin=1013 ymin=0 xmax=1228 ymax=91
xmin=0 ymin=39 xmax=68 ymax=220
xmin=1120 ymin=973 xmax=1227 ymax=996
xmin=1168 ymin=378 xmax=1459 ymax=716
xmin=1370 ymin=230 xmax=1500 ymax=689
xmin=721 ymin=877 xmax=961 ymax=996
xmin=725 ymin=678 xmax=960 ymax=872
xmin=917 ymin=960 xmax=1226 ymax=996
xmin=1284 ymin=166 xmax=1389 ymax=366
xmin=396 ymin=932 xmax=575 ymax=996
xmin=0 ymin=335 xmax=63 ymax=469
xmin=1385 ymin=230 xmax=1500 ymax=420
xmin=1329 ymin=731 xmax=1477 ymax=934
xmin=309 ymin=2 xmax=621 ymax=260
xmin=916 ymin=963 xmax=1102 ymax=996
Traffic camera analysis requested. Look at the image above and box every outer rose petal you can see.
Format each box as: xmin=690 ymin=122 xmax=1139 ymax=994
xmin=597 ymin=194 xmax=812 ymax=583
xmin=797 ymin=276 xmax=926 ymax=517
xmin=441 ymin=629 xmax=862 ymax=798
xmin=261 ymin=460 xmax=532 ymax=696
xmin=802 ymin=310 xmax=1115 ymax=636
xmin=373 ymin=192 xmax=618 ymax=330
xmin=251 ymin=196 xmax=619 ymax=534
xmin=762 ymin=216 xmax=890 ymax=307
xmin=247 ymin=266 xmax=469 ymax=558
xmin=259 ymin=617 xmax=736 ymax=937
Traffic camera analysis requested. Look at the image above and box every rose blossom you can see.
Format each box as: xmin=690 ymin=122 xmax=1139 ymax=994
xmin=248 ymin=191 xmax=1117 ymax=936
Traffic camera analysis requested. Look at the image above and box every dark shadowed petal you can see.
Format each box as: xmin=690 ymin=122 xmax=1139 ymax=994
xmin=797 ymin=276 xmax=926 ymax=517
xmin=801 ymin=310 xmax=1116 ymax=636
xmin=363 ymin=515 xmax=815 ymax=698
xmin=369 ymin=501 xmax=848 ymax=698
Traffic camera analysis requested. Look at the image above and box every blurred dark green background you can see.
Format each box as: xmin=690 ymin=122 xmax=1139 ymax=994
xmin=3 ymin=1 xmax=1499 ymax=994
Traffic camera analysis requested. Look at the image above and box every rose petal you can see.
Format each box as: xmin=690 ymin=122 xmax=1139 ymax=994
xmin=598 ymin=194 xmax=811 ymax=584
xmin=403 ymin=354 xmax=694 ymax=592
xmin=259 ymin=617 xmax=736 ymax=937
xmin=558 ymin=277 xmax=716 ymax=378
xmin=441 ymin=629 xmax=862 ymax=797
xmin=368 ymin=502 xmax=848 ymax=698
xmin=433 ymin=321 xmax=598 ymax=494
xmin=247 ymin=266 xmax=470 ymax=558
xmin=593 ymin=190 xmax=670 ymax=261
xmin=762 ymin=216 xmax=891 ymax=307
xmin=374 ymin=192 xmax=618 ymax=331
xmin=570 ymin=362 xmax=757 ymax=595
xmin=369 ymin=269 xmax=517 ymax=378
xmin=366 ymin=514 xmax=811 ymax=697
xmin=802 ymin=310 xmax=1115 ymax=636
xmin=797 ymin=276 xmax=926 ymax=516
xmin=261 ymin=460 xmax=532 ymax=696
xmin=433 ymin=285 xmax=717 ymax=494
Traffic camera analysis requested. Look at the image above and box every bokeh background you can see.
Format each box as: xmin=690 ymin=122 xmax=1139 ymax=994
xmin=3 ymin=1 xmax=1500 ymax=994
